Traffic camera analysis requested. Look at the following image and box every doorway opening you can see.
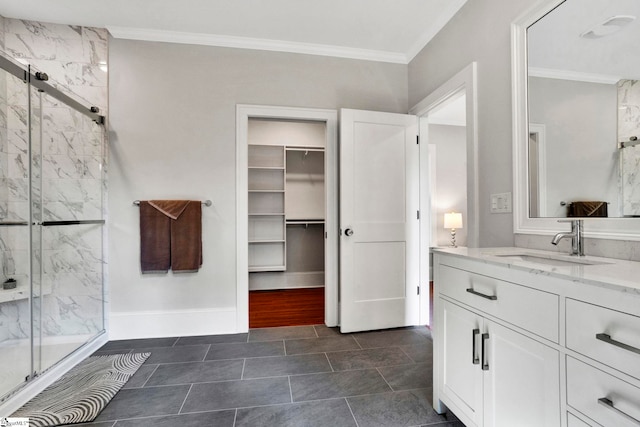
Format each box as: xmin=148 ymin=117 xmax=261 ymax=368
xmin=236 ymin=106 xmax=338 ymax=332
xmin=410 ymin=62 xmax=479 ymax=327
xmin=247 ymin=118 xmax=326 ymax=327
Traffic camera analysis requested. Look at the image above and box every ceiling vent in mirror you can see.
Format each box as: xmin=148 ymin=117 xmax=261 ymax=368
xmin=580 ymin=15 xmax=636 ymax=39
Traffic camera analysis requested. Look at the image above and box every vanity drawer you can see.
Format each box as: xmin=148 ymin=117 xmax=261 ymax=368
xmin=567 ymin=356 xmax=640 ymax=427
xmin=566 ymin=299 xmax=640 ymax=380
xmin=437 ymin=265 xmax=559 ymax=342
xmin=567 ymin=413 xmax=594 ymax=427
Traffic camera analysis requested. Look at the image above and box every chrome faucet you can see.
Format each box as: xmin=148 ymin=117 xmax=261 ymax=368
xmin=551 ymin=219 xmax=584 ymax=256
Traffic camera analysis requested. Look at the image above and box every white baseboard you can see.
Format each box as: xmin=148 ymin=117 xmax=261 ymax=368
xmin=249 ymin=271 xmax=324 ymax=291
xmin=109 ymin=307 xmax=238 ymax=340
xmin=0 ymin=332 xmax=108 ymax=416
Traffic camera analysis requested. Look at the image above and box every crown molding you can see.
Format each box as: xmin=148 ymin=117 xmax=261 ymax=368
xmin=528 ymin=67 xmax=620 ymax=84
xmin=107 ymin=26 xmax=409 ymax=64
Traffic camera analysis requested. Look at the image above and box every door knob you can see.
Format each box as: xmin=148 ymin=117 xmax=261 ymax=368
xmin=345 ymin=228 xmax=354 ymax=236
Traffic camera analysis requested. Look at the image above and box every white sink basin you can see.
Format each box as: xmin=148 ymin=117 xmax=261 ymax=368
xmin=493 ymin=253 xmax=611 ymax=267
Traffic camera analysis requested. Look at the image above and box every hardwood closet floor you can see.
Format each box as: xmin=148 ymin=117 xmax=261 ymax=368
xmin=249 ymin=288 xmax=324 ymax=328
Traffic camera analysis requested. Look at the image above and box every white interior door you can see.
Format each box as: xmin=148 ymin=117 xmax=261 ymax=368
xmin=339 ymin=108 xmax=419 ymax=333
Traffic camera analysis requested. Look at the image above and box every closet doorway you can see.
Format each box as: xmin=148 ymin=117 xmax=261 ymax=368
xmin=236 ymin=106 xmax=338 ymax=331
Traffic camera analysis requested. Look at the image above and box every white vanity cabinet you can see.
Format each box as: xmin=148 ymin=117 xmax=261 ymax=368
xmin=436 ymin=261 xmax=560 ymax=427
xmin=433 ymin=248 xmax=640 ymax=427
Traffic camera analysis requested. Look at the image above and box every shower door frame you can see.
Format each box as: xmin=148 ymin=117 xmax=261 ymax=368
xmin=0 ymin=54 xmax=108 ymax=413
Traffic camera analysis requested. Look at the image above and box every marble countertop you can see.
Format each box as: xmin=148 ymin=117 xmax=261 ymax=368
xmin=432 ymin=247 xmax=640 ymax=295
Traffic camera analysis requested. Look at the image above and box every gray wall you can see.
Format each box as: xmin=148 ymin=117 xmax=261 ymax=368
xmin=108 ymin=38 xmax=408 ymax=337
xmin=430 ymin=124 xmax=468 ymax=246
xmin=409 ymin=0 xmax=536 ymax=247
xmin=528 ymin=77 xmax=618 ymax=217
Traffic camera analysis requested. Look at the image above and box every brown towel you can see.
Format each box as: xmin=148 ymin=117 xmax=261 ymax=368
xmin=139 ymin=200 xmax=202 ymax=273
xmin=567 ymin=201 xmax=608 ymax=217
xmin=140 ymin=201 xmax=171 ymax=272
xmin=170 ymin=201 xmax=202 ymax=272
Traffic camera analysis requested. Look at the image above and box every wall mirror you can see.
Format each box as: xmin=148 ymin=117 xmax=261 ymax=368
xmin=512 ymin=0 xmax=640 ymax=239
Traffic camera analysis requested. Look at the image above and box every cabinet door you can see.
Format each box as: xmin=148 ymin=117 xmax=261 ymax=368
xmin=439 ymin=299 xmax=484 ymax=427
xmin=483 ymin=321 xmax=560 ymax=427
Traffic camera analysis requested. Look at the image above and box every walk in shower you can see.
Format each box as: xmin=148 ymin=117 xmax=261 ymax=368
xmin=0 ymin=53 xmax=106 ymax=402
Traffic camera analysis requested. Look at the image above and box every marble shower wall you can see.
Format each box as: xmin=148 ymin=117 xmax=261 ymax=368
xmin=618 ymin=80 xmax=640 ymax=216
xmin=0 ymin=16 xmax=107 ymax=344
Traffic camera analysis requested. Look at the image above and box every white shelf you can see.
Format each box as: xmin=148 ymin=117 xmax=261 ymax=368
xmin=249 ymin=213 xmax=285 ymax=216
xmin=0 ymin=283 xmax=52 ymax=304
xmin=286 ymin=219 xmax=325 ymax=225
xmin=249 ymin=190 xmax=285 ymax=193
xmin=249 ymin=265 xmax=286 ymax=272
xmin=248 ymin=166 xmax=285 ymax=170
xmin=249 ymin=239 xmax=286 ymax=243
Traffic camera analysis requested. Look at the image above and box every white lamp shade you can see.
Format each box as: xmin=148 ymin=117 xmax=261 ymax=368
xmin=444 ymin=212 xmax=463 ymax=229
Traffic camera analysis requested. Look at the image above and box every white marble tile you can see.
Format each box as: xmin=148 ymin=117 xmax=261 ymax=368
xmin=55 ymin=37 xmax=85 ymax=63
xmin=515 ymin=233 xmax=640 ymax=262
xmin=42 ymin=154 xmax=85 ymax=179
xmin=82 ymin=27 xmax=108 ymax=43
xmin=7 ymin=19 xmax=82 ymax=41
xmin=5 ymin=33 xmax=57 ymax=60
xmin=7 ymin=105 xmax=28 ymax=131
xmin=6 ymin=178 xmax=28 ymax=202
xmin=7 ymin=130 xmax=28 ymax=155
xmin=83 ymin=38 xmax=108 ymax=65
xmin=7 ymin=153 xmax=28 ymax=179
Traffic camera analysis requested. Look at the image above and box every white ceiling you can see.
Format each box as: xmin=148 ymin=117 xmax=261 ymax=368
xmin=528 ymin=0 xmax=640 ymax=81
xmin=0 ymin=0 xmax=467 ymax=64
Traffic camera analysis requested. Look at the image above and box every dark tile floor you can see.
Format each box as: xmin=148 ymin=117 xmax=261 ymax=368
xmin=80 ymin=325 xmax=463 ymax=427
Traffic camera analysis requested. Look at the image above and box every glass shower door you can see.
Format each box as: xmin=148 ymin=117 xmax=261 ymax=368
xmin=34 ymin=89 xmax=105 ymax=374
xmin=0 ymin=68 xmax=34 ymax=399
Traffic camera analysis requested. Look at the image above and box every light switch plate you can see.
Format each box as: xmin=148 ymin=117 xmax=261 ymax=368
xmin=491 ymin=192 xmax=512 ymax=213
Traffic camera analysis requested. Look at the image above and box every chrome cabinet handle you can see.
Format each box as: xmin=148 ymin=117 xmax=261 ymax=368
xmin=472 ymin=329 xmax=480 ymax=365
xmin=481 ymin=333 xmax=490 ymax=371
xmin=345 ymin=228 xmax=354 ymax=236
xmin=466 ymin=288 xmax=497 ymax=301
xmin=596 ymin=333 xmax=640 ymax=356
xmin=598 ymin=398 xmax=640 ymax=426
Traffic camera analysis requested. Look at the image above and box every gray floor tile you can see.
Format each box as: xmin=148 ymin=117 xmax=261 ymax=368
xmin=112 ymin=410 xmax=236 ymax=427
xmin=92 ymin=349 xmax=133 ymax=356
xmin=285 ymin=336 xmax=360 ymax=355
xmin=402 ymin=342 xmax=433 ymax=364
xmin=249 ymin=325 xmax=318 ymax=341
xmin=327 ymin=347 xmax=413 ymax=371
xmin=181 ymin=377 xmax=291 ymax=412
xmin=379 ymin=362 xmax=431 ymax=391
xmin=94 ymin=385 xmax=190 ymax=421
xmin=140 ymin=345 xmax=209 ymax=364
xmin=290 ymin=369 xmax=391 ymax=401
xmin=353 ymin=329 xmax=428 ymax=349
xmin=314 ymin=325 xmax=344 ymax=337
xmin=174 ymin=333 xmax=248 ymax=346
xmin=99 ymin=337 xmax=178 ymax=351
xmin=235 ymin=398 xmax=358 ymax=427
xmin=347 ymin=388 xmax=445 ymax=427
xmin=243 ymin=353 xmax=331 ymax=379
xmin=205 ymin=341 xmax=284 ymax=360
xmin=122 ymin=364 xmax=158 ymax=389
xmin=421 ymin=422 xmax=466 ymax=427
xmin=72 ymin=423 xmax=115 ymax=427
xmin=145 ymin=359 xmax=244 ymax=386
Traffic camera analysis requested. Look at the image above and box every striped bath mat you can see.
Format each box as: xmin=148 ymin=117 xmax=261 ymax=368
xmin=12 ymin=352 xmax=150 ymax=427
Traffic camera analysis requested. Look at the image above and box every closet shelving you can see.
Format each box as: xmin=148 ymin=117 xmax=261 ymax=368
xmin=248 ymin=145 xmax=286 ymax=272
xmin=247 ymin=118 xmax=327 ymax=290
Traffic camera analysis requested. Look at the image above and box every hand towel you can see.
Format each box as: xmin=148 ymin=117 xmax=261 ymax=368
xmin=139 ymin=201 xmax=171 ymax=273
xmin=567 ymin=201 xmax=608 ymax=217
xmin=170 ymin=200 xmax=202 ymax=272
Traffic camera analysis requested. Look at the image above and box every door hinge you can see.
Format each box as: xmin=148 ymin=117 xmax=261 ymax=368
xmin=416 ymin=135 xmax=420 ymax=145
xmin=417 ymin=210 xmax=420 ymax=220
xmin=417 ymin=286 xmax=420 ymax=295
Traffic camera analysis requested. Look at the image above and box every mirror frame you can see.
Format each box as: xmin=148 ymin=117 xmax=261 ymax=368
xmin=511 ymin=0 xmax=640 ymax=241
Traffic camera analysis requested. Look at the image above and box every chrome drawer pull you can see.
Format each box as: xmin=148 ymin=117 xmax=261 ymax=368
xmin=472 ymin=328 xmax=480 ymax=365
xmin=596 ymin=333 xmax=640 ymax=356
xmin=598 ymin=398 xmax=640 ymax=426
xmin=466 ymin=288 xmax=497 ymax=301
